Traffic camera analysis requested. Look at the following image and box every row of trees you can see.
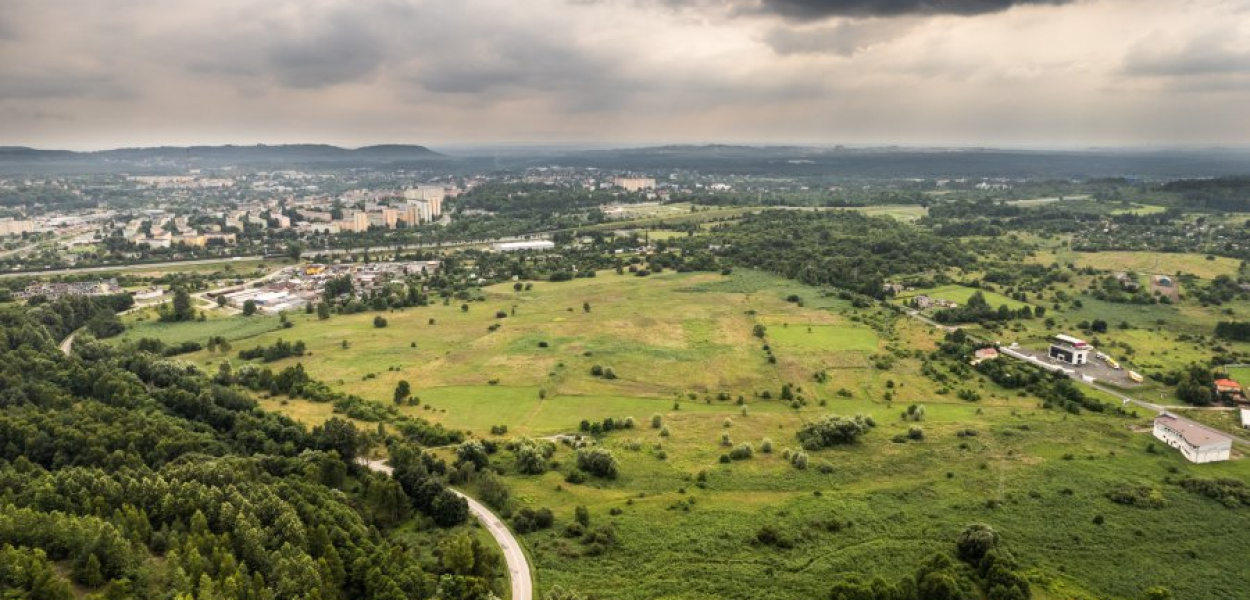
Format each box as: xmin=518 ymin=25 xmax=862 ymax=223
xmin=237 ymin=338 xmax=307 ymax=362
xmin=932 ymin=291 xmax=1039 ymax=325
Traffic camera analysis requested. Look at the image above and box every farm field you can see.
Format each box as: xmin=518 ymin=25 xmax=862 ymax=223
xmin=620 ymin=229 xmax=697 ymax=241
xmin=118 ymin=306 xmax=286 ymax=346
xmin=1109 ymin=204 xmax=1168 ymax=216
xmin=1223 ymin=365 xmax=1250 ymax=384
xmin=122 ymin=268 xmax=1250 ymax=600
xmin=846 ymin=204 xmax=928 ymax=221
xmin=1029 ymin=249 xmax=1241 ymax=280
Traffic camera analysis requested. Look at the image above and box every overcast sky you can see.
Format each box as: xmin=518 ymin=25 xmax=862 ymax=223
xmin=1 ymin=0 xmax=1248 ymax=150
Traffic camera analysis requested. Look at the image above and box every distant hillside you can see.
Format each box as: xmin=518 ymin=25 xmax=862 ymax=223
xmin=0 ymin=143 xmax=446 ymax=173
xmin=548 ymin=145 xmax=1250 ymax=179
xmin=4 ymin=142 xmax=1249 ymax=180
xmin=0 ymin=146 xmax=81 ymax=162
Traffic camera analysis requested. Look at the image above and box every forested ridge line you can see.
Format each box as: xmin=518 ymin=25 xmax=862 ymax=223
xmin=0 ymin=298 xmax=505 ymax=600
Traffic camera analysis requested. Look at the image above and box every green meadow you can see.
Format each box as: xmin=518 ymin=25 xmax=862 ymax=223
xmin=897 ymin=284 xmax=1031 ymax=311
xmin=123 ymin=268 xmax=1250 ymax=600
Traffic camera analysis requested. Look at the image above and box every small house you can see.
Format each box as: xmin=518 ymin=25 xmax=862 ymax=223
xmin=1214 ymin=378 xmax=1246 ymax=403
xmin=971 ymin=347 xmax=1000 ymax=365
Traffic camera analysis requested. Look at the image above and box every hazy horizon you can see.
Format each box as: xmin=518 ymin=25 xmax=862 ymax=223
xmin=8 ymin=141 xmax=1250 ymax=155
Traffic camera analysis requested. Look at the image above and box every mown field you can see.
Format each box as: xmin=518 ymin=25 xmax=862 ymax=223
xmin=122 ymin=268 xmax=1250 ymax=600
xmin=1029 ymin=249 xmax=1241 ymax=280
xmin=847 ymin=205 xmax=928 ymax=221
xmin=896 ymin=284 xmax=1031 ymax=311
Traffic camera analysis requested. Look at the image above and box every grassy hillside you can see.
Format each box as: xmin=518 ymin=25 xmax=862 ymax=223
xmin=121 ymin=268 xmax=1250 ymax=600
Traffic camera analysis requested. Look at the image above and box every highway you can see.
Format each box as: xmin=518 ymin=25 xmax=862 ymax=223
xmin=0 ymin=233 xmax=552 ymax=279
xmin=360 ymin=459 xmax=532 ymax=600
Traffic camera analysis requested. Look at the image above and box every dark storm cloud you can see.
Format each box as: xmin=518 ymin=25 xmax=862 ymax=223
xmin=409 ymin=32 xmax=627 ymax=110
xmin=173 ymin=1 xmax=623 ymax=104
xmin=265 ymin=21 xmax=388 ymax=88
xmin=759 ymin=0 xmax=1071 ymax=18
xmin=763 ymin=19 xmax=914 ymax=55
xmin=662 ymin=0 xmax=1074 ymax=19
xmin=182 ymin=2 xmax=406 ymax=89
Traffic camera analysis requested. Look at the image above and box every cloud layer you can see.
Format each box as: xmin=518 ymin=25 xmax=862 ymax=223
xmin=0 ymin=0 xmax=1247 ymax=149
xmin=670 ymin=0 xmax=1074 ymax=19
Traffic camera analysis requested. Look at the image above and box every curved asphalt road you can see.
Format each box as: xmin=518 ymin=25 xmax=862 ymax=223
xmin=360 ymin=459 xmax=532 ymax=600
xmin=57 ymin=329 xmax=534 ymax=600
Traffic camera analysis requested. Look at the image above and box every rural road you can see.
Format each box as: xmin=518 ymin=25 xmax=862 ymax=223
xmin=57 ymin=328 xmax=536 ymax=597
xmin=1084 ymin=379 xmax=1250 ymax=446
xmin=57 ymin=300 xmax=160 ymax=357
xmin=58 ymin=331 xmax=77 ymax=356
xmin=902 ymin=310 xmax=1250 ymax=447
xmin=996 ymin=345 xmax=1250 ymax=446
xmin=54 ymin=321 xmax=536 ymax=598
xmin=359 ymin=459 xmax=533 ymax=600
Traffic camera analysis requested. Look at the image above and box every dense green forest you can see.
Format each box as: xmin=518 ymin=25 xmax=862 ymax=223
xmin=687 ymin=211 xmax=968 ymax=297
xmin=0 ymin=301 xmax=502 ymax=599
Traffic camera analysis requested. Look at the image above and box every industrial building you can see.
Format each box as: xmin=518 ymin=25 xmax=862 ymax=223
xmin=1049 ymin=334 xmax=1090 ymax=365
xmin=1152 ymin=414 xmax=1232 ymax=463
xmin=493 ymin=240 xmax=555 ymax=252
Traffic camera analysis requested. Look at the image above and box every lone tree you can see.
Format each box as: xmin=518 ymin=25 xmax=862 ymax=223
xmin=394 ymin=380 xmax=411 ymax=405
xmin=575 ymin=448 xmax=619 ymax=479
xmin=583 ymin=302 xmax=591 ymax=313
xmin=752 ymin=324 xmax=767 ymax=339
xmin=373 ymin=315 xmax=388 ymax=328
xmin=455 ymin=440 xmax=491 ymax=470
xmin=316 ymin=302 xmax=331 ymax=320
xmin=160 ymin=287 xmax=197 ymax=322
xmin=955 ymin=523 xmax=999 ymax=563
xmin=796 ymin=414 xmax=875 ymax=450
xmin=322 ymin=276 xmax=354 ymax=301
xmin=241 ymin=299 xmax=258 ymax=317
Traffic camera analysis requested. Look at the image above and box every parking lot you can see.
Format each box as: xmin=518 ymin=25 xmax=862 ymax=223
xmin=1001 ymin=345 xmax=1143 ymax=388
